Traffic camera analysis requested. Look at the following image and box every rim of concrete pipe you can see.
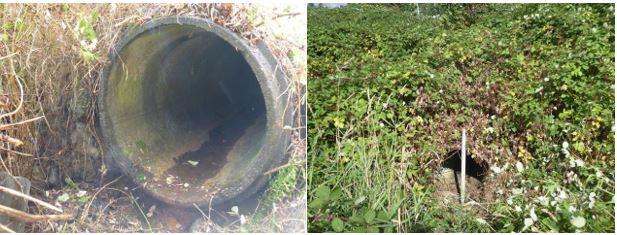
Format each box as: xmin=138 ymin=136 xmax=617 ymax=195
xmin=97 ymin=16 xmax=290 ymax=207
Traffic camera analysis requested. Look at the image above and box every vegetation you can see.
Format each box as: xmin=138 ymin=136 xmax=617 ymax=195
xmin=1 ymin=3 xmax=305 ymax=232
xmin=308 ymin=4 xmax=614 ymax=232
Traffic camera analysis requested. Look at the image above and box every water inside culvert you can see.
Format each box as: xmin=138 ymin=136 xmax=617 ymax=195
xmin=165 ymin=105 xmax=261 ymax=186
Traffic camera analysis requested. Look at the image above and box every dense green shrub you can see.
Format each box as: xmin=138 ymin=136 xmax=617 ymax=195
xmin=308 ymin=4 xmax=614 ymax=232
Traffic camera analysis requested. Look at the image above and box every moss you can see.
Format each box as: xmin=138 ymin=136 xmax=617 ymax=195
xmin=251 ymin=164 xmax=301 ymax=221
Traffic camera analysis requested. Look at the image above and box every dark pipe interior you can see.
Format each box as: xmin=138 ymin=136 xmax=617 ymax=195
xmin=106 ymin=24 xmax=267 ymax=189
xmin=441 ymin=150 xmax=487 ymax=181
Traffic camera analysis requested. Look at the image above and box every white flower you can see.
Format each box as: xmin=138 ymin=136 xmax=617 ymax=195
xmin=507 ymin=197 xmax=513 ymax=205
xmin=537 ymin=196 xmax=549 ymax=206
xmin=524 ymin=218 xmax=534 ymax=227
xmin=557 ymin=190 xmax=568 ymax=201
xmin=512 ymin=188 xmax=523 ymax=195
xmin=76 ymin=190 xmax=87 ymax=197
xmin=544 ymin=77 xmax=550 ymax=82
xmin=570 ymin=216 xmax=586 ymax=228
xmin=516 ymin=161 xmax=524 ymax=173
xmin=568 ymin=205 xmax=576 ymax=213
xmin=491 ymin=165 xmax=502 ymax=174
xmin=562 ymin=141 xmax=569 ymax=149
xmin=569 ymin=158 xmax=585 ymax=168
xmin=240 ymin=214 xmax=247 ymax=225
xmin=530 ymin=207 xmax=538 ymax=221
xmin=595 ymin=170 xmax=603 ymax=178
xmin=379 ymin=122 xmax=384 ymax=127
xmin=488 ymin=127 xmax=495 ymax=133
xmin=515 ymin=205 xmax=522 ymax=212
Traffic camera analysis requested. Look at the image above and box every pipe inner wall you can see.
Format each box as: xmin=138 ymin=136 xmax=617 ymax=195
xmin=99 ymin=17 xmax=285 ymax=206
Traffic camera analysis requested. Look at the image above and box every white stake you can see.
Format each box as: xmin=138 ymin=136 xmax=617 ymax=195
xmin=461 ymin=129 xmax=466 ymax=204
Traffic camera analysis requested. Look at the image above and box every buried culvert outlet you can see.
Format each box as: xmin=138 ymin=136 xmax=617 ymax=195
xmin=431 ymin=150 xmax=488 ymax=203
xmin=98 ymin=17 xmax=290 ymax=207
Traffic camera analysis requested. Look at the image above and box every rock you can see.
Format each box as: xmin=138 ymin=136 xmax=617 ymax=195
xmin=0 ymin=172 xmax=32 ymax=232
xmin=455 ymin=172 xmax=483 ymax=202
xmin=46 ymin=165 xmax=61 ymax=188
xmin=431 ymin=168 xmax=459 ymax=204
xmin=431 ymin=168 xmax=483 ymax=204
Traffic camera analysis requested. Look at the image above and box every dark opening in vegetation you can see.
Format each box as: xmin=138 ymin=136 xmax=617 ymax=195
xmin=440 ymin=150 xmax=487 ymax=182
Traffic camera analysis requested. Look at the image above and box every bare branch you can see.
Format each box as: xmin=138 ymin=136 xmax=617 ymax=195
xmin=0 ymin=204 xmax=72 ymax=223
xmin=0 ymin=186 xmax=63 ymax=213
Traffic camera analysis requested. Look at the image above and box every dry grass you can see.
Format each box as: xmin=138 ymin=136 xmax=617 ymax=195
xmin=0 ymin=3 xmax=306 ymax=232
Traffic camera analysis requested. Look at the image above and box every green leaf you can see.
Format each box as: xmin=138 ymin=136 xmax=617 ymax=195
xmin=377 ymin=210 xmax=391 ymax=221
xmin=230 ymin=206 xmax=239 ymax=215
xmin=573 ymin=142 xmax=585 ymax=153
xmin=366 ymin=225 xmax=380 ymax=233
xmin=349 ymin=213 xmax=364 ymax=224
xmin=308 ymin=198 xmax=325 ymax=209
xmin=79 ymin=49 xmax=99 ymax=62
xmin=315 ymin=185 xmax=331 ymax=199
xmin=78 ymin=195 xmax=91 ymax=205
xmin=57 ymin=193 xmax=70 ymax=202
xmin=330 ymin=188 xmax=343 ymax=200
xmin=331 ymin=218 xmax=345 ymax=232
xmin=364 ymin=210 xmax=376 ymax=224
xmin=64 ymin=177 xmax=77 ymax=189
xmin=354 ymin=196 xmax=366 ymax=205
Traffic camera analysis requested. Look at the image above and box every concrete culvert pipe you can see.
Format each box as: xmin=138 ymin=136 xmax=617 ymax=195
xmin=98 ymin=16 xmax=290 ymax=207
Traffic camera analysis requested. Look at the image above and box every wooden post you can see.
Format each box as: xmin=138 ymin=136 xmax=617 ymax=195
xmin=461 ymin=129 xmax=466 ymax=204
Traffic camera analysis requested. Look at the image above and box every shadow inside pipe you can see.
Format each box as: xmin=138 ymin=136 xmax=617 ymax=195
xmin=441 ymin=150 xmax=487 ymax=181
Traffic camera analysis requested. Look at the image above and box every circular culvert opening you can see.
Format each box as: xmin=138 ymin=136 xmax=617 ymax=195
xmin=99 ymin=17 xmax=287 ymax=207
xmin=432 ymin=150 xmax=488 ymax=203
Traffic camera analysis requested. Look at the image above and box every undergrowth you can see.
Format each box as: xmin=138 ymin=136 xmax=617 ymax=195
xmin=308 ymin=4 xmax=614 ymax=232
xmin=1 ymin=3 xmax=306 ymax=232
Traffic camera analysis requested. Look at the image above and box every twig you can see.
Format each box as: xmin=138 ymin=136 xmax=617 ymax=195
xmin=193 ymin=203 xmax=208 ymax=220
xmin=0 ymin=186 xmax=62 ymax=213
xmin=0 ymin=116 xmax=44 ymax=130
xmin=0 ymin=223 xmax=15 ymax=233
xmin=0 ymin=52 xmax=17 ymax=61
xmin=80 ymin=175 xmax=122 ymax=221
xmin=0 ymin=147 xmax=33 ymax=157
xmin=130 ymin=193 xmax=152 ymax=232
xmin=262 ymin=161 xmax=304 ymax=175
xmin=0 ymin=204 xmax=72 ymax=223
xmin=0 ymin=134 xmax=23 ymax=146
xmin=0 ymin=68 xmax=24 ymax=120
xmin=254 ymin=12 xmax=302 ymax=27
